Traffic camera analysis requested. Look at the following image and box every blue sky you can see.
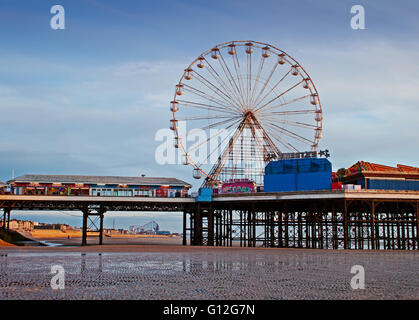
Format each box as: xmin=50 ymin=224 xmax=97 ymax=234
xmin=0 ymin=1 xmax=419 ymax=230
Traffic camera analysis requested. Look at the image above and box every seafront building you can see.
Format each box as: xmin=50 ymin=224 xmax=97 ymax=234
xmin=1 ymin=161 xmax=418 ymax=249
xmin=333 ymin=161 xmax=419 ymax=190
xmin=7 ymin=174 xmax=192 ymax=198
xmin=0 ymin=181 xmax=6 ymax=194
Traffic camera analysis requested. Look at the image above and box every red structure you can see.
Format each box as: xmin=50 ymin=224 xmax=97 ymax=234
xmin=0 ymin=181 xmax=6 ymax=195
xmin=7 ymin=175 xmax=191 ymax=198
xmin=333 ymin=161 xmax=419 ymax=190
xmin=220 ymin=179 xmax=255 ymax=194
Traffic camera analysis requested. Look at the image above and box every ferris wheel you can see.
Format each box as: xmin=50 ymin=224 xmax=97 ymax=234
xmin=170 ymin=40 xmax=323 ymax=187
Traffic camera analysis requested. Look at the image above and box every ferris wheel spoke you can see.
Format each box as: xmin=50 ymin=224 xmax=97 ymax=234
xmin=171 ymin=41 xmax=322 ymax=186
xmin=263 ymin=121 xmax=315 ymax=145
xmin=247 ymin=52 xmax=252 ymax=107
xmin=231 ymin=52 xmax=247 ymax=109
xmin=250 ymin=116 xmax=281 ymax=156
xmin=200 ymin=57 xmax=241 ymax=108
xmin=197 ymin=116 xmax=242 ymax=132
xmin=218 ymin=52 xmax=247 ymax=108
xmin=182 ymin=85 xmax=239 ymax=114
xmin=268 ymin=132 xmax=300 ymax=152
xmin=254 ymin=68 xmax=292 ymax=107
xmin=177 ymin=87 xmax=237 ymax=114
xmin=176 ymin=99 xmax=238 ymax=115
xmin=203 ymin=57 xmax=245 ymax=111
xmin=255 ymin=79 xmax=304 ymax=113
xmin=191 ymin=71 xmax=242 ymax=112
xmin=188 ymin=117 xmax=242 ymax=154
xmin=257 ymin=94 xmax=312 ymax=114
xmin=179 ymin=115 xmax=235 ymax=121
xmin=257 ymin=117 xmax=318 ymax=130
xmin=262 ymin=124 xmax=302 ymax=152
xmin=268 ymin=109 xmax=315 ymax=116
xmin=249 ymin=125 xmax=277 ymax=161
xmin=263 ymin=126 xmax=297 ymax=152
xmin=182 ymin=84 xmax=236 ymax=110
xmin=196 ymin=122 xmax=240 ymax=168
xmin=252 ymin=62 xmax=278 ymax=108
xmin=250 ymin=54 xmax=265 ymax=106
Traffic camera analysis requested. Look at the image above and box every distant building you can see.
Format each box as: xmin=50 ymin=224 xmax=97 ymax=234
xmin=333 ymin=161 xmax=419 ymax=191
xmin=0 ymin=181 xmax=7 ymax=194
xmin=7 ymin=174 xmax=192 ymax=198
xmin=104 ymin=229 xmax=126 ymax=235
xmin=130 ymin=220 xmax=159 ymax=234
xmin=156 ymin=230 xmax=171 ymax=235
xmin=33 ymin=223 xmax=69 ymax=231
xmin=0 ymin=219 xmax=74 ymax=232
xmin=4 ymin=219 xmax=34 ymax=231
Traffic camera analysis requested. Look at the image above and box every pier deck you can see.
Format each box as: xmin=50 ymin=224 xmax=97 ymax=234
xmin=1 ymin=190 xmax=418 ymax=249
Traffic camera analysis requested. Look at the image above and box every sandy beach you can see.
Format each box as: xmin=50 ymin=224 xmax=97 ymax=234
xmin=1 ymin=227 xmax=418 ymax=300
xmin=1 ymin=238 xmax=418 ymax=300
xmin=0 ymin=229 xmax=184 ymax=248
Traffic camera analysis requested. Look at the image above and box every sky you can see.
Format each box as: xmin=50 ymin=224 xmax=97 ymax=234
xmin=0 ymin=0 xmax=418 ymax=231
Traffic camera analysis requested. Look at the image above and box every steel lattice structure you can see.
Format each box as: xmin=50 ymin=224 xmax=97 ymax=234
xmin=1 ymin=192 xmax=418 ymax=249
xmin=186 ymin=193 xmax=419 ymax=250
xmin=170 ymin=40 xmax=323 ymax=187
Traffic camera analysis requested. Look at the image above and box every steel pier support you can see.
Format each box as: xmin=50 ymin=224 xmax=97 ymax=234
xmin=207 ymin=206 xmax=214 ymax=246
xmin=99 ymin=212 xmax=104 ymax=245
xmin=416 ymin=200 xmax=419 ymax=247
xmin=82 ymin=209 xmax=88 ymax=246
xmin=182 ymin=211 xmax=187 ymax=246
xmin=192 ymin=204 xmax=202 ymax=246
xmin=187 ymin=198 xmax=418 ymax=250
xmin=3 ymin=208 xmax=11 ymax=231
xmin=1 ymin=209 xmax=5 ymax=230
xmin=344 ymin=200 xmax=349 ymax=249
xmin=371 ymin=200 xmax=377 ymax=250
xmin=81 ymin=207 xmax=106 ymax=246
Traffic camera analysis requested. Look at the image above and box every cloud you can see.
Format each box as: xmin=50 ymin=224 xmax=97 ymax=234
xmin=1 ymin=36 xmax=418 ymax=184
xmin=0 ymin=54 xmax=192 ymax=181
xmin=293 ymin=39 xmax=419 ymax=169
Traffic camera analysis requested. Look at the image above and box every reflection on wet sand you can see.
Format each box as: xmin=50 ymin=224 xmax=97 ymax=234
xmin=0 ymin=249 xmax=417 ymax=300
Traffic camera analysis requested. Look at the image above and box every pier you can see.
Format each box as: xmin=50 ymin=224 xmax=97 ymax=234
xmin=0 ymin=195 xmax=195 ymax=246
xmin=1 ymin=189 xmax=418 ymax=250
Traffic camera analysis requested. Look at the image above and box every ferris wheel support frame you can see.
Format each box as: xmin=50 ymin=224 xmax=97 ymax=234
xmin=170 ymin=40 xmax=323 ymax=187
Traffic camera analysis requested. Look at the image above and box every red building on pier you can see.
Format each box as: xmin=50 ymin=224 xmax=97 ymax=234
xmin=333 ymin=161 xmax=419 ymax=190
xmin=7 ymin=174 xmax=192 ymax=198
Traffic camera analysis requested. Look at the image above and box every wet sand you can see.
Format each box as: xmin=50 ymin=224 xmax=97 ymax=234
xmin=34 ymin=235 xmax=185 ymax=249
xmin=0 ymin=239 xmax=418 ymax=300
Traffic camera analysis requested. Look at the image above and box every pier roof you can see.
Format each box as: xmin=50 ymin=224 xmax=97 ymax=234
xmin=8 ymin=174 xmax=192 ymax=188
xmin=351 ymin=161 xmax=419 ymax=174
xmin=333 ymin=161 xmax=419 ymax=182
